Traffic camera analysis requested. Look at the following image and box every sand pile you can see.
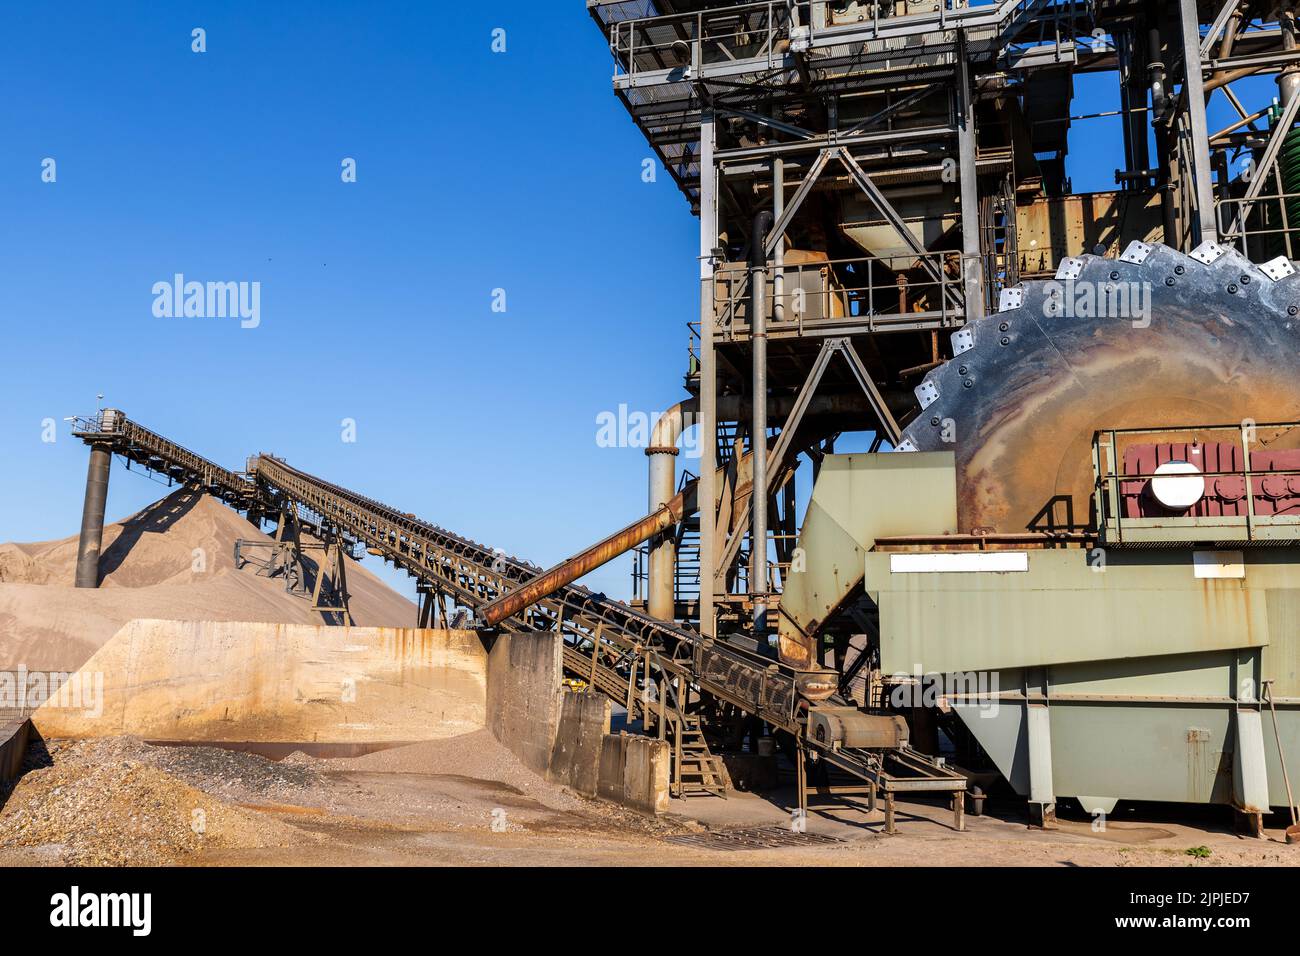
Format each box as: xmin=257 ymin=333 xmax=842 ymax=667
xmin=0 ymin=488 xmax=417 ymax=672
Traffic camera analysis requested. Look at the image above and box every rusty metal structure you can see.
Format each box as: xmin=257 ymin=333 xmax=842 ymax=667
xmin=70 ymin=409 xmax=968 ymax=825
xmin=586 ymin=0 xmax=1300 ymax=829
xmin=61 ymin=2 xmax=1300 ymax=830
xmin=588 ymin=0 xmax=1300 ymax=644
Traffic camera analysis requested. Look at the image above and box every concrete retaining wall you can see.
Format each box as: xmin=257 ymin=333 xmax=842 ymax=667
xmin=598 ymin=734 xmax=670 ymax=815
xmin=31 ymin=620 xmax=488 ymax=744
xmin=485 ymin=631 xmax=565 ymax=776
xmin=0 ymin=718 xmax=31 ymax=785
xmin=548 ymin=691 xmax=611 ymax=796
xmin=482 ymin=631 xmax=668 ymax=813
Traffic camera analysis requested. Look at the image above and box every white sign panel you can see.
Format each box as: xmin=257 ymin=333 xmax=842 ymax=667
xmin=888 ymin=551 xmax=1029 ymax=574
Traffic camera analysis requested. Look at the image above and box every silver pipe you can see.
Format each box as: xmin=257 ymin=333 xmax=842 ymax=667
xmin=750 ymin=208 xmax=774 ymax=635
xmin=646 ymin=399 xmax=698 ymax=620
xmin=1281 ymin=10 xmax=1300 ymax=105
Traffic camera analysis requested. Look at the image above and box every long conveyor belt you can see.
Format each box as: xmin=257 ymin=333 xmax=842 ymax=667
xmin=72 ymin=410 xmax=969 ymax=817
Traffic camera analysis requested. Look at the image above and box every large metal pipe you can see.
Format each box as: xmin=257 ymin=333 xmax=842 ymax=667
xmin=647 ymin=399 xmax=697 ymax=621
xmin=477 ymin=484 xmax=697 ymax=628
xmin=74 ymin=442 xmax=112 ymax=588
xmin=750 ymin=208 xmax=774 ymax=635
xmin=1280 ymin=9 xmax=1300 ymax=105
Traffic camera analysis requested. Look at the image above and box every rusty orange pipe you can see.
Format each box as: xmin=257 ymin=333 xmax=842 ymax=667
xmin=477 ymin=482 xmax=697 ymax=627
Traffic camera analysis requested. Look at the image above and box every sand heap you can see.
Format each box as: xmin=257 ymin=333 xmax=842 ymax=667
xmin=0 ymin=488 xmax=417 ymax=672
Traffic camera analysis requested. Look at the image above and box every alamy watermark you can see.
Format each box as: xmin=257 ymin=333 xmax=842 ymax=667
xmin=887 ymin=669 xmax=1000 ymax=718
xmin=1042 ymin=278 xmax=1151 ymax=328
xmin=152 ymin=274 xmax=261 ymax=329
xmin=0 ymin=667 xmax=103 ymax=718
xmin=595 ymin=404 xmax=700 ymax=454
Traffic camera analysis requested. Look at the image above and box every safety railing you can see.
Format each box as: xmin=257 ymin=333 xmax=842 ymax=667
xmin=603 ymin=1 xmax=1077 ymax=84
xmin=1093 ymin=421 xmax=1300 ymax=545
xmin=1216 ymin=190 xmax=1300 ymax=261
xmin=610 ymin=2 xmax=794 ymax=82
xmin=710 ymin=251 xmax=973 ymax=340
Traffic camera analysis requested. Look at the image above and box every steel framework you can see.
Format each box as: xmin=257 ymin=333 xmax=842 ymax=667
xmin=589 ymin=0 xmax=1300 ymax=661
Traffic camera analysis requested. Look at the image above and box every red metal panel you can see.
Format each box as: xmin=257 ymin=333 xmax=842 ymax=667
xmin=1121 ymin=442 xmax=1300 ymax=517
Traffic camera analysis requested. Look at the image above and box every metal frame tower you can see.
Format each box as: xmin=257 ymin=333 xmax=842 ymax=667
xmin=590 ymin=0 xmax=1300 ymax=657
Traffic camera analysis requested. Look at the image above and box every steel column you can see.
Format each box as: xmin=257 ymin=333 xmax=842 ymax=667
xmin=1179 ymin=0 xmax=1219 ymax=243
xmin=73 ymin=442 xmax=112 ymax=588
xmin=698 ymin=111 xmax=719 ymax=638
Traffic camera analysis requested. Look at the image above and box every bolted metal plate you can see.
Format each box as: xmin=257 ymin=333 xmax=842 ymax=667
xmin=1190 ymin=240 xmax=1227 ymax=265
xmin=915 ymin=380 xmax=939 ymax=409
xmin=998 ymin=287 xmax=1024 ymax=312
xmin=665 ymin=826 xmax=847 ymax=852
xmin=1119 ymin=240 xmax=1153 ymax=264
xmin=951 ymin=327 xmax=974 ymax=355
xmin=894 ymin=437 xmax=918 ymax=452
xmin=1055 ymin=257 xmax=1084 ymax=280
xmin=1259 ymin=256 xmax=1297 ymax=281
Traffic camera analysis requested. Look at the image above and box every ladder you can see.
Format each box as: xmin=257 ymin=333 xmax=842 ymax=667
xmin=673 ymin=713 xmax=730 ymax=798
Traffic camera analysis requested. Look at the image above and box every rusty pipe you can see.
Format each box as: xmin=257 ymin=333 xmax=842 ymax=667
xmin=478 ymin=483 xmax=698 ymax=627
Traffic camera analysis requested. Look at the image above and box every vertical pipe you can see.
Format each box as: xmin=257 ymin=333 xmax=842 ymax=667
xmin=1280 ymin=10 xmax=1299 ymax=106
xmin=74 ymin=443 xmax=112 ymax=588
xmin=647 ymin=400 xmax=697 ymax=621
xmin=1148 ymin=12 xmax=1179 ymax=245
xmin=773 ymin=158 xmax=785 ymax=324
xmin=750 ymin=208 xmax=774 ymax=635
xmin=698 ymin=111 xmax=719 ymax=638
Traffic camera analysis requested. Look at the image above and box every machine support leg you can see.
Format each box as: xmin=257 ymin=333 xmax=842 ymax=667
xmin=884 ymin=792 xmax=897 ymax=835
xmin=74 ymin=442 xmax=112 ymax=588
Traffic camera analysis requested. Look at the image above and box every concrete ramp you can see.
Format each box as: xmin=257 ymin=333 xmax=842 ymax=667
xmin=31 ymin=620 xmax=487 ymax=745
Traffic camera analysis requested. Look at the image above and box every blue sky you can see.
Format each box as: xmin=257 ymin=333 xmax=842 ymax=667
xmin=0 ymin=2 xmax=695 ymax=599
xmin=0 ymin=4 xmax=1279 ymax=601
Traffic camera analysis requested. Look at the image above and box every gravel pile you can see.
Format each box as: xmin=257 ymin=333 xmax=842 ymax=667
xmin=145 ymin=743 xmax=319 ymax=800
xmin=0 ymin=737 xmax=298 ymax=865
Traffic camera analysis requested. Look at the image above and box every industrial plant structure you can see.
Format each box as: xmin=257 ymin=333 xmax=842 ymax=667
xmin=69 ymin=1 xmax=1300 ymax=835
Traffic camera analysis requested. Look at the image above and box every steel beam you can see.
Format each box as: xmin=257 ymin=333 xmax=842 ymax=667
xmin=1179 ymin=0 xmax=1219 ymax=243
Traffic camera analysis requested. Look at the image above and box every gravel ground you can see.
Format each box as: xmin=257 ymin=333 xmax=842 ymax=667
xmin=0 ymin=734 xmax=683 ymax=866
xmin=0 ymin=738 xmax=302 ymax=865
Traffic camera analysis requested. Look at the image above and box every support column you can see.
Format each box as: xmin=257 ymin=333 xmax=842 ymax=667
xmin=956 ymin=30 xmax=985 ymax=319
xmin=698 ymin=111 xmax=719 ymax=638
xmin=750 ymin=206 xmax=773 ymax=635
xmin=74 ymin=443 xmax=112 ymax=588
xmin=1179 ymin=0 xmax=1218 ymax=244
xmin=1025 ymin=668 xmax=1057 ymax=828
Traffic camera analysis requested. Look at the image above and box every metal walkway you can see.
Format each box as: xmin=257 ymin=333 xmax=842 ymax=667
xmin=72 ymin=409 xmax=967 ymax=825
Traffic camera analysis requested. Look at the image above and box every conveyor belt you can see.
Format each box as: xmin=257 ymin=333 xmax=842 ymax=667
xmin=71 ymin=410 xmax=968 ymax=809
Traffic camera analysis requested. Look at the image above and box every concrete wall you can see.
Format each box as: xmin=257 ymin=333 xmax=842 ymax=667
xmin=485 ymin=631 xmax=565 ymax=776
xmin=482 ymin=631 xmax=668 ymax=813
xmin=31 ymin=620 xmax=488 ymax=744
xmin=548 ymin=691 xmax=611 ymax=796
xmin=597 ymin=734 xmax=669 ymax=815
xmin=0 ymin=718 xmax=31 ymax=785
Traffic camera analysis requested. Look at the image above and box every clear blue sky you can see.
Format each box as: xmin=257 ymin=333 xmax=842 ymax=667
xmin=0 ymin=1 xmax=696 ymax=600
xmin=0 ymin=4 xmax=1277 ymax=601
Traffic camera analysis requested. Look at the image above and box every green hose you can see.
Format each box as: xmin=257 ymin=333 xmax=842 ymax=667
xmin=1269 ymin=103 xmax=1300 ymax=256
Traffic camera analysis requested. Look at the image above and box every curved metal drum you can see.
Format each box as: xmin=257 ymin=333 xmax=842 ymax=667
xmin=899 ymin=242 xmax=1300 ymax=534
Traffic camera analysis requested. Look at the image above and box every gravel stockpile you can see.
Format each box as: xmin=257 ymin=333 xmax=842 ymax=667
xmin=0 ymin=737 xmax=300 ymax=865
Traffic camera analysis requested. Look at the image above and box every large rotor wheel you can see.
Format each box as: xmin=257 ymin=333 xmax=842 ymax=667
xmin=898 ymin=241 xmax=1300 ymax=534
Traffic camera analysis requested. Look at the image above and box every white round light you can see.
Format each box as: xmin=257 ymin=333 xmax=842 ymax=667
xmin=1150 ymin=460 xmax=1205 ymax=510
